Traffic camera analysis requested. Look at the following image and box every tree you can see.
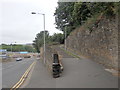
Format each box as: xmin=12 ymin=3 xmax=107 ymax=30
xmin=1 ymin=44 xmax=35 ymax=52
xmin=50 ymin=33 xmax=64 ymax=44
xmin=54 ymin=2 xmax=118 ymax=36
xmin=33 ymin=31 xmax=49 ymax=53
xmin=33 ymin=31 xmax=64 ymax=53
xmin=54 ymin=2 xmax=92 ymax=36
xmin=54 ymin=2 xmax=75 ymax=35
xmin=72 ymin=2 xmax=92 ymax=26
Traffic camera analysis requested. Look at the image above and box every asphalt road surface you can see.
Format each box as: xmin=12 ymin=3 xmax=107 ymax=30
xmin=2 ymin=58 xmax=35 ymax=88
xmin=22 ymin=46 xmax=118 ymax=88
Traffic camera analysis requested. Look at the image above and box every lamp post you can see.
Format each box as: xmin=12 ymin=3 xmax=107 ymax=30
xmin=64 ymin=27 xmax=67 ymax=50
xmin=64 ymin=30 xmax=66 ymax=50
xmin=31 ymin=12 xmax=46 ymax=64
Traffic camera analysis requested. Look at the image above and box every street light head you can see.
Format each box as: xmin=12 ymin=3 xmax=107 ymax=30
xmin=31 ymin=12 xmax=36 ymax=14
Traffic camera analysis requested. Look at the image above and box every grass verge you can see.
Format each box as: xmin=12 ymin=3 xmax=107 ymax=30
xmin=60 ymin=47 xmax=81 ymax=59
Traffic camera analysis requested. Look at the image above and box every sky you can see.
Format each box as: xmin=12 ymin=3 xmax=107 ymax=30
xmin=0 ymin=0 xmax=63 ymax=44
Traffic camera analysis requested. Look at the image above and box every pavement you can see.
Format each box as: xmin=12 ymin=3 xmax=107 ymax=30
xmin=22 ymin=46 xmax=118 ymax=88
xmin=2 ymin=58 xmax=35 ymax=88
xmin=0 ymin=63 xmax=2 ymax=90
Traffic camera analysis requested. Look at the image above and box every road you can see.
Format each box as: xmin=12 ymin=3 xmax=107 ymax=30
xmin=22 ymin=46 xmax=118 ymax=88
xmin=2 ymin=57 xmax=35 ymax=88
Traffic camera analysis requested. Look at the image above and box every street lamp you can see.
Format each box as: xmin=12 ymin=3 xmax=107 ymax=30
xmin=65 ymin=30 xmax=67 ymax=50
xmin=64 ymin=26 xmax=67 ymax=50
xmin=31 ymin=12 xmax=46 ymax=64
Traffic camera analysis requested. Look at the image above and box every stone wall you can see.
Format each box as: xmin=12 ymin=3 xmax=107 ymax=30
xmin=66 ymin=15 xmax=118 ymax=70
xmin=40 ymin=45 xmax=58 ymax=71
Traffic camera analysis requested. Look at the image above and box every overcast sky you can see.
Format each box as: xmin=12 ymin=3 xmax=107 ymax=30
xmin=0 ymin=0 xmax=62 ymax=44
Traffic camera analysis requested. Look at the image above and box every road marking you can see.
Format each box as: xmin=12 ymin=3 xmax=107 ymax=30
xmin=10 ymin=61 xmax=36 ymax=90
xmin=20 ymin=61 xmax=36 ymax=88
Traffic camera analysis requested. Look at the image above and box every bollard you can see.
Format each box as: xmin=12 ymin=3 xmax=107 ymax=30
xmin=52 ymin=53 xmax=61 ymax=78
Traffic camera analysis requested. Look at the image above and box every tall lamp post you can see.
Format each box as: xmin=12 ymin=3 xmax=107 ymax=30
xmin=31 ymin=12 xmax=46 ymax=64
xmin=65 ymin=30 xmax=67 ymax=50
xmin=64 ymin=27 xmax=67 ymax=50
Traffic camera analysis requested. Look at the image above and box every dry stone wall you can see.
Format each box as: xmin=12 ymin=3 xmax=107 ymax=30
xmin=66 ymin=15 xmax=118 ymax=70
xmin=40 ymin=45 xmax=58 ymax=71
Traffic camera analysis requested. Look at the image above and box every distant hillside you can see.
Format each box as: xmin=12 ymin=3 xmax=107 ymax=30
xmin=1 ymin=44 xmax=36 ymax=52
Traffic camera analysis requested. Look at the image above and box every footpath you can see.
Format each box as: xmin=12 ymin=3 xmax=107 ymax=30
xmin=21 ymin=46 xmax=118 ymax=88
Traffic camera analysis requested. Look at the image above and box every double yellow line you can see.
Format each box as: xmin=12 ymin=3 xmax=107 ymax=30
xmin=10 ymin=61 xmax=36 ymax=90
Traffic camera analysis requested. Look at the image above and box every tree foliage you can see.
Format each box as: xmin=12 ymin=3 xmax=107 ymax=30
xmin=33 ymin=31 xmax=49 ymax=53
xmin=54 ymin=2 xmax=75 ymax=36
xmin=33 ymin=31 xmax=64 ymax=53
xmin=32 ymin=2 xmax=119 ymax=53
xmin=54 ymin=2 xmax=118 ymax=37
xmin=49 ymin=33 xmax=64 ymax=44
xmin=1 ymin=44 xmax=36 ymax=52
